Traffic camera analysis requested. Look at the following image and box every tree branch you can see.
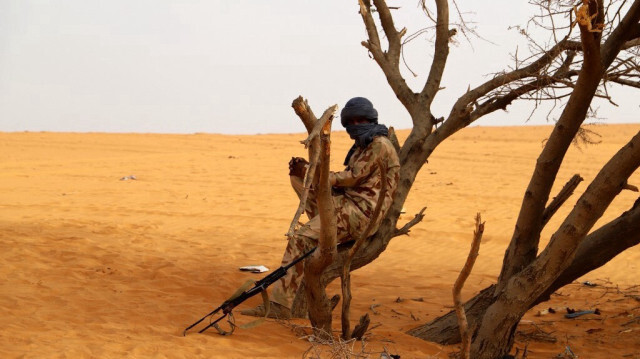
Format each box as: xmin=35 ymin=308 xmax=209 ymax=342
xmin=393 ymin=207 xmax=427 ymax=236
xmin=521 ymin=130 xmax=640 ymax=300
xmin=474 ymin=125 xmax=640 ymax=358
xmin=453 ymin=213 xmax=484 ymax=359
xmin=292 ymin=96 xmax=318 ymax=133
xmin=357 ymin=1 xmax=417 ymax=121
xmin=286 ymin=102 xmax=337 ymax=238
xmin=434 ymin=38 xmax=582 ymax=144
xmin=372 ymin=0 xmax=404 ymax=66
xmin=286 ymin=147 xmax=320 ymax=239
xmin=301 ymin=105 xmax=338 ymax=148
xmin=408 ymin=197 xmax=640 ymax=346
xmin=535 ymin=196 xmax=640 ymax=304
xmin=607 ymin=76 xmax=640 ymax=88
xmin=358 ymin=0 xmax=382 ymax=53
xmin=420 ymin=0 xmax=450 ymax=104
xmin=496 ymin=4 xmax=609 ymax=291
xmin=623 ymin=37 xmax=640 ymax=50
xmin=601 ymin=0 xmax=640 ymax=67
xmin=469 ymin=50 xmax=578 ymax=122
xmin=304 ymin=113 xmax=338 ymax=338
xmin=541 ymin=174 xmax=584 ymax=227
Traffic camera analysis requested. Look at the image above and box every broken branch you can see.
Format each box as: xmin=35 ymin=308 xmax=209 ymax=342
xmin=304 ymin=111 xmax=337 ymax=338
xmin=286 ymin=103 xmax=338 ymax=238
xmin=393 ymin=207 xmax=427 ymax=237
xmin=301 ymin=105 xmax=339 ymax=149
xmin=453 ymin=213 xmax=485 ymax=359
xmin=541 ymin=174 xmax=584 ymax=227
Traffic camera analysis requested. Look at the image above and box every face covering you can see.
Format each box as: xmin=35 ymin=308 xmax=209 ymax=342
xmin=343 ymin=123 xmax=389 ymax=165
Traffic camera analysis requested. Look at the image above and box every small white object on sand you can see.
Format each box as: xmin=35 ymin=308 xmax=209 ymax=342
xmin=239 ymin=265 xmax=269 ymax=273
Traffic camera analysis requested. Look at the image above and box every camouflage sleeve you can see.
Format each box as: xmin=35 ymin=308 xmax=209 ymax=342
xmin=332 ymin=141 xmax=384 ymax=188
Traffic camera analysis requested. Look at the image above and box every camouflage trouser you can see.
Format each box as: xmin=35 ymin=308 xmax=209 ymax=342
xmin=269 ymin=176 xmax=352 ymax=309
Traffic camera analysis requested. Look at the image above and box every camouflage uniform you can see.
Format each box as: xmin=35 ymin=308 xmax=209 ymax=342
xmin=270 ymin=136 xmax=400 ymax=309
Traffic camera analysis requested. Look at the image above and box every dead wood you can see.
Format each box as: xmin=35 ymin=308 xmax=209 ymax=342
xmin=541 ymin=174 xmax=583 ymax=227
xmin=286 ymin=104 xmax=338 ymax=238
xmin=452 ymin=213 xmax=484 ymax=359
xmin=350 ymin=313 xmax=371 ymax=340
xmin=394 ymin=207 xmax=427 ymax=236
xmin=292 ymin=96 xmax=317 ymax=133
xmin=298 ymin=102 xmax=338 ymax=338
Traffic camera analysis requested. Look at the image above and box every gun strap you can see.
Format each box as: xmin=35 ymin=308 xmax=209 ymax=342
xmin=212 ymin=313 xmax=235 ymax=336
xmin=236 ymin=289 xmax=269 ymax=330
xmin=211 ymin=279 xmax=271 ymax=335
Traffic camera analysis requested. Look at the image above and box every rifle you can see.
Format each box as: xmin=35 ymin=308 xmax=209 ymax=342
xmin=183 ymin=246 xmax=316 ymax=336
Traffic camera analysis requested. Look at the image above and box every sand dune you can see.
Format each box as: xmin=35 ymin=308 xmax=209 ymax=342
xmin=1 ymin=125 xmax=639 ymax=358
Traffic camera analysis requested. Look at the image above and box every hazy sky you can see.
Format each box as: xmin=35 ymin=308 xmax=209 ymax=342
xmin=0 ymin=1 xmax=637 ymax=134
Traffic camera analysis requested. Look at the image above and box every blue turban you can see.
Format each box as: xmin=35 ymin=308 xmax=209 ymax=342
xmin=340 ymin=97 xmax=378 ymax=127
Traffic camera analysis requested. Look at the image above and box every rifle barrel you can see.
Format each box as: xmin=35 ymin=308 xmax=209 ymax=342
xmin=198 ymin=313 xmax=228 ymax=334
xmin=284 ymin=246 xmax=316 ymax=271
xmin=183 ymin=305 xmax=223 ymax=336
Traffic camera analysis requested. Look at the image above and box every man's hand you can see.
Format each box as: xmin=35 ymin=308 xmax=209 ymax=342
xmin=289 ymin=157 xmax=308 ymax=179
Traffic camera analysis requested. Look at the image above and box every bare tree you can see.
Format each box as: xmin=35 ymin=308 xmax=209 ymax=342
xmin=406 ymin=3 xmax=640 ymax=357
xmin=289 ymin=0 xmax=639 ymax=356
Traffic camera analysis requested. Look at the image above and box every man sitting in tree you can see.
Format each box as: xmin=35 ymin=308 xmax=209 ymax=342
xmin=242 ymin=97 xmax=400 ymax=318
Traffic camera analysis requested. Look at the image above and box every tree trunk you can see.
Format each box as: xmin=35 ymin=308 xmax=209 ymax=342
xmin=292 ymin=220 xmax=399 ymax=317
xmin=407 ymin=285 xmax=495 ymax=344
xmin=471 ymin=128 xmax=640 ymax=358
xmin=409 ymin=196 xmax=640 ymax=344
xmin=303 ymin=110 xmax=338 ymax=337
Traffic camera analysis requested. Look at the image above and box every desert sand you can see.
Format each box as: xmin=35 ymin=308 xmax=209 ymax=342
xmin=1 ymin=124 xmax=639 ymax=358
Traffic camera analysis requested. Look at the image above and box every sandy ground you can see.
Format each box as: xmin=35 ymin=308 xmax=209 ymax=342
xmin=1 ymin=124 xmax=639 ymax=358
